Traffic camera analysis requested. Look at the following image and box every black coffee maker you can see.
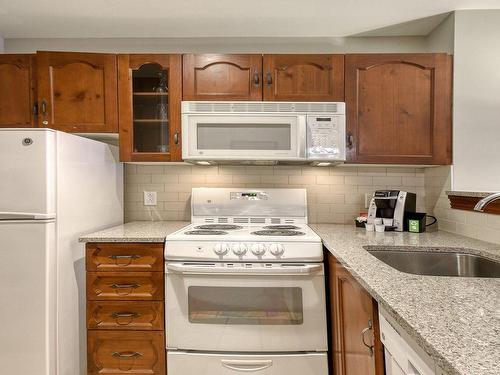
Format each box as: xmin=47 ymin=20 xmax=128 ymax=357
xmin=367 ymin=190 xmax=417 ymax=232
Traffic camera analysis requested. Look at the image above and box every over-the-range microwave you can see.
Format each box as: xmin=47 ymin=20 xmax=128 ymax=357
xmin=181 ymin=101 xmax=346 ymax=165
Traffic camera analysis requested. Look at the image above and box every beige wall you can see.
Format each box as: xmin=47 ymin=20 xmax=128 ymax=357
xmin=452 ymin=10 xmax=500 ymax=191
xmin=426 ymin=13 xmax=454 ymax=53
xmin=125 ymin=164 xmax=426 ymax=223
xmin=3 ymin=36 xmax=429 ymax=54
xmin=425 ymin=166 xmax=500 ymax=245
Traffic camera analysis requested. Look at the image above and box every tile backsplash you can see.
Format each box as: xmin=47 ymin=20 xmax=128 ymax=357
xmin=425 ymin=166 xmax=500 ymax=245
xmin=125 ymin=164 xmax=426 ymax=223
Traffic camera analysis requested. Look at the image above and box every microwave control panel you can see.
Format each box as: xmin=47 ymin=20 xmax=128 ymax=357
xmin=306 ymin=115 xmax=346 ymax=161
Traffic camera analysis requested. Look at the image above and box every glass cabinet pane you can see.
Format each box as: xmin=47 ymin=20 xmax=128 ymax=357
xmin=188 ymin=286 xmax=303 ymax=325
xmin=132 ymin=63 xmax=169 ymax=153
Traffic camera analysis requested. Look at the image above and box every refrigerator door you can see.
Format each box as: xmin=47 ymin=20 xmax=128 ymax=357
xmin=0 ymin=129 xmax=56 ymax=217
xmin=0 ymin=220 xmax=57 ymax=375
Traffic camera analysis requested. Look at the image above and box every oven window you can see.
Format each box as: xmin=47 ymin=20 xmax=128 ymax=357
xmin=197 ymin=124 xmax=292 ymax=150
xmin=188 ymin=286 xmax=303 ymax=325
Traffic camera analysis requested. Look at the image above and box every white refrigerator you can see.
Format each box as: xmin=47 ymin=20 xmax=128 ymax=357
xmin=0 ymin=129 xmax=123 ymax=375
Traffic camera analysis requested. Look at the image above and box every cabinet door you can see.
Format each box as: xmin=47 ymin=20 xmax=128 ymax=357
xmin=0 ymin=54 xmax=36 ymax=127
xmin=37 ymin=51 xmax=118 ymax=132
xmin=183 ymin=54 xmax=262 ymax=100
xmin=328 ymin=255 xmax=384 ymax=375
xmin=118 ymin=54 xmax=182 ymax=162
xmin=345 ymin=53 xmax=452 ymax=164
xmin=263 ymin=54 xmax=344 ymax=101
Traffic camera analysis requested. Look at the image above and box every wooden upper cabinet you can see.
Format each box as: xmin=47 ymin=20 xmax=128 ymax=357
xmin=345 ymin=53 xmax=452 ymax=164
xmin=263 ymin=54 xmax=344 ymax=101
xmin=0 ymin=54 xmax=37 ymax=127
xmin=36 ymin=51 xmax=118 ymax=133
xmin=118 ymin=54 xmax=182 ymax=162
xmin=183 ymin=54 xmax=263 ymax=100
xmin=328 ymin=254 xmax=384 ymax=375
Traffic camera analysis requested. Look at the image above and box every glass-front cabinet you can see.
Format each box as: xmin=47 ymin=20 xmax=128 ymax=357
xmin=118 ymin=54 xmax=182 ymax=161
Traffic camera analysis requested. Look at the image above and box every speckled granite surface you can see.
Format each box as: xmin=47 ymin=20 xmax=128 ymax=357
xmin=446 ymin=190 xmax=493 ymax=198
xmin=79 ymin=221 xmax=189 ymax=242
xmin=311 ymin=224 xmax=500 ymax=375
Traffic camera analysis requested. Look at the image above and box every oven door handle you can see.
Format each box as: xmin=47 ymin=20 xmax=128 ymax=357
xmin=166 ymin=263 xmax=322 ymax=276
xmin=221 ymin=359 xmax=273 ymax=372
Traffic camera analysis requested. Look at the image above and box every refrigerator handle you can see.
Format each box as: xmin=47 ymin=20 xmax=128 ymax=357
xmin=0 ymin=212 xmax=56 ymax=221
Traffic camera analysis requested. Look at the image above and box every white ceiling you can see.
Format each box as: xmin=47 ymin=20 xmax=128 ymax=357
xmin=0 ymin=0 xmax=499 ymax=38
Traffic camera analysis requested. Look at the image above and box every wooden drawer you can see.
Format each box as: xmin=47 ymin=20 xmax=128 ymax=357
xmin=87 ymin=272 xmax=164 ymax=301
xmin=87 ymin=331 xmax=165 ymax=375
xmin=87 ymin=301 xmax=164 ymax=330
xmin=86 ymin=243 xmax=164 ymax=272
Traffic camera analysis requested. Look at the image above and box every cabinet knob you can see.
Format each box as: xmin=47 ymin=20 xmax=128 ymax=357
xmin=174 ymin=132 xmax=179 ymax=145
xmin=266 ymin=72 xmax=273 ymax=87
xmin=252 ymin=72 xmax=261 ymax=87
xmin=347 ymin=132 xmax=354 ymax=150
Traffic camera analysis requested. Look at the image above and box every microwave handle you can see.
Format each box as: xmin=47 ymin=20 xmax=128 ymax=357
xmin=166 ymin=263 xmax=322 ymax=276
xmin=221 ymin=359 xmax=273 ymax=372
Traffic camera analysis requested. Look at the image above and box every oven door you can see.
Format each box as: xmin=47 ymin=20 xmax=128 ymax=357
xmin=182 ymin=114 xmax=306 ymax=160
xmin=165 ymin=262 xmax=327 ymax=352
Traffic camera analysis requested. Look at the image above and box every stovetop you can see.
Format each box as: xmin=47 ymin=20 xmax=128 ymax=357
xmin=167 ymin=223 xmax=319 ymax=242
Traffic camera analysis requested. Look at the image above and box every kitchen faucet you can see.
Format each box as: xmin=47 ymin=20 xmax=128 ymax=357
xmin=473 ymin=192 xmax=500 ymax=211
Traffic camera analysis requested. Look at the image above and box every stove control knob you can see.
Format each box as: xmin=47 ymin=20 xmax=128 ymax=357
xmin=251 ymin=243 xmax=267 ymax=256
xmin=232 ymin=243 xmax=247 ymax=256
xmin=213 ymin=243 xmax=229 ymax=256
xmin=269 ymin=243 xmax=285 ymax=257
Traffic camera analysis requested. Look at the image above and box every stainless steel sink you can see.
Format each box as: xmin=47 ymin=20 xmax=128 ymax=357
xmin=366 ymin=249 xmax=500 ymax=278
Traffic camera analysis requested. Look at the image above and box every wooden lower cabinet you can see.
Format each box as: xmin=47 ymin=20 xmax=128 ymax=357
xmin=86 ymin=243 xmax=166 ymax=375
xmin=87 ymin=331 xmax=165 ymax=375
xmin=327 ymin=252 xmax=384 ymax=375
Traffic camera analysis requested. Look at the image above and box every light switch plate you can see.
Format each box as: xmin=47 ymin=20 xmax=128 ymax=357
xmin=143 ymin=191 xmax=157 ymax=206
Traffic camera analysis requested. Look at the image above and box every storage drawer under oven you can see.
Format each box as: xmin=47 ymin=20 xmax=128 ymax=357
xmin=165 ymin=262 xmax=328 ymax=352
xmin=167 ymin=351 xmax=328 ymax=375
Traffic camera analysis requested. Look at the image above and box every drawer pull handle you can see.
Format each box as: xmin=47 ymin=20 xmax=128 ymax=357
xmin=361 ymin=319 xmax=374 ymax=357
xmin=111 ymin=312 xmax=141 ymax=319
xmin=108 ymin=254 xmax=141 ymax=260
xmin=112 ymin=351 xmax=143 ymax=359
xmin=110 ymin=283 xmax=140 ymax=289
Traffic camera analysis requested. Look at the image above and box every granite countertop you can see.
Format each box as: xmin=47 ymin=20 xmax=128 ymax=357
xmin=311 ymin=224 xmax=500 ymax=375
xmin=79 ymin=220 xmax=500 ymax=375
xmin=79 ymin=221 xmax=189 ymax=242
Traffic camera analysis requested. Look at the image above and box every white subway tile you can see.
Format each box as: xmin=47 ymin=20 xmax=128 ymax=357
xmin=152 ymin=174 xmax=179 ymax=183
xmin=136 ymin=165 xmax=165 ymax=174
xmin=345 ymin=176 xmax=373 ymax=185
xmin=179 ymin=174 xmax=207 ymax=184
xmin=373 ymin=176 xmax=402 ymax=186
xmin=232 ymin=175 xmax=262 ymax=183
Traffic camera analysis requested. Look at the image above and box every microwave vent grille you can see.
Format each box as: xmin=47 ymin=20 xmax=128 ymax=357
xmin=204 ymin=218 xmax=215 ymax=223
xmin=284 ymin=219 xmax=296 ymax=224
xmin=233 ymin=217 xmax=250 ymax=224
xmin=185 ymin=101 xmax=344 ymax=114
xmin=250 ymin=217 xmax=266 ymax=224
xmin=217 ymin=217 xmax=229 ymax=223
xmin=271 ymin=218 xmax=281 ymax=224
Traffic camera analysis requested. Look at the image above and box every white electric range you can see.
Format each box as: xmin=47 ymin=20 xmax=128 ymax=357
xmin=165 ymin=187 xmax=328 ymax=375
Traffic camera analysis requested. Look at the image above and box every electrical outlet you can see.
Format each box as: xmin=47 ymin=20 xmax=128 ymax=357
xmin=364 ymin=193 xmax=373 ymax=209
xmin=143 ymin=191 xmax=157 ymax=206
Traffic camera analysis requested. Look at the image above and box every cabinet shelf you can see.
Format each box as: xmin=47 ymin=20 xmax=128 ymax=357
xmin=133 ymin=119 xmax=169 ymax=124
xmin=133 ymin=92 xmax=168 ymax=96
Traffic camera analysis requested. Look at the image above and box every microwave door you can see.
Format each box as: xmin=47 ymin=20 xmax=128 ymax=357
xmin=183 ymin=115 xmax=306 ymax=160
